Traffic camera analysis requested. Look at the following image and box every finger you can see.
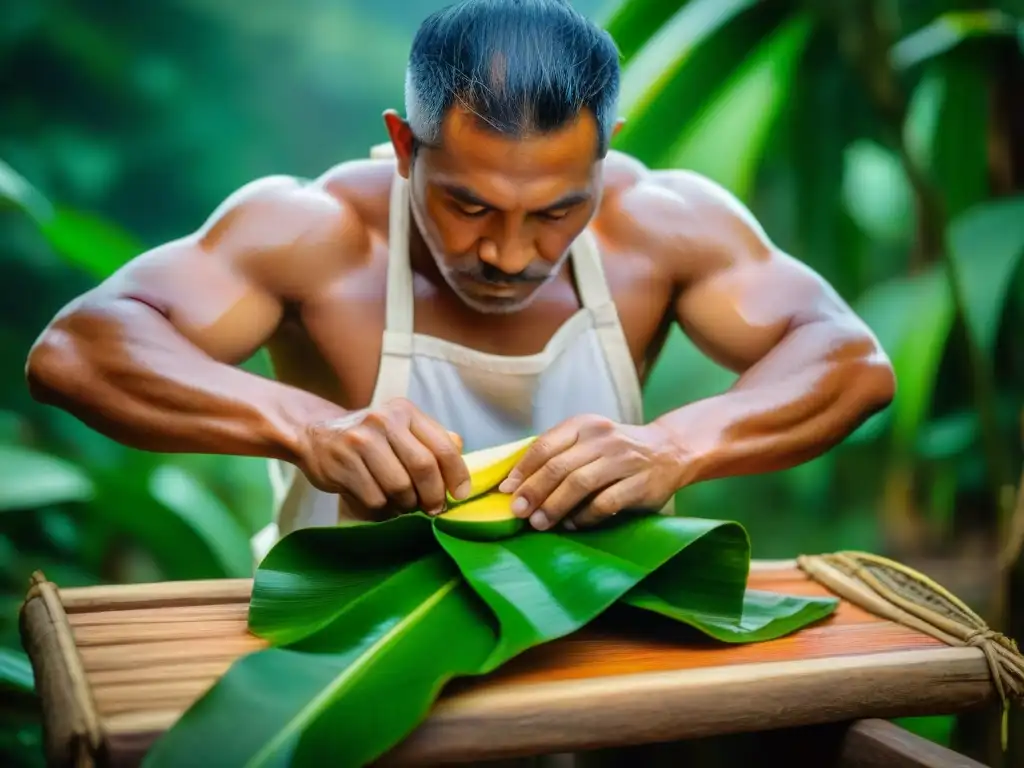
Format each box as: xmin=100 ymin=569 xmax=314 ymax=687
xmin=351 ymin=429 xmax=419 ymax=510
xmin=509 ymin=442 xmax=602 ymax=522
xmin=411 ymin=415 xmax=471 ymax=500
xmin=529 ymin=457 xmax=630 ymax=530
xmin=338 ymin=489 xmax=380 ymax=523
xmin=331 ymin=452 xmax=389 ymax=511
xmin=447 ymin=431 xmax=464 ymax=453
xmin=565 ymin=475 xmax=649 ymax=530
xmin=387 ymin=426 xmax=447 ymax=515
xmin=499 ymin=421 xmax=581 ymax=493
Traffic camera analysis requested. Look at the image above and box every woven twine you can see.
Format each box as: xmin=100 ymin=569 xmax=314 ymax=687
xmin=797 ymin=550 xmax=1024 ymax=750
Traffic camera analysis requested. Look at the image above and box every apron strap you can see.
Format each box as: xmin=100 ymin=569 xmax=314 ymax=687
xmin=569 ymin=229 xmax=646 ymax=425
xmin=368 ymin=169 xmax=416 ymax=406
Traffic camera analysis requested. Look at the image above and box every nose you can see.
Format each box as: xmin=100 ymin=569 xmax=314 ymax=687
xmin=478 ymin=225 xmax=535 ymax=276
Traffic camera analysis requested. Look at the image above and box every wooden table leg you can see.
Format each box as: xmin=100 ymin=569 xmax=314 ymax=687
xmin=834 ymin=719 xmax=990 ymax=768
xmin=531 ymin=720 xmax=991 ymax=768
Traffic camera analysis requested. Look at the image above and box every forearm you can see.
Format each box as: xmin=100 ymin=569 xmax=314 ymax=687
xmin=26 ymin=299 xmax=345 ymax=462
xmin=655 ymin=320 xmax=895 ymax=485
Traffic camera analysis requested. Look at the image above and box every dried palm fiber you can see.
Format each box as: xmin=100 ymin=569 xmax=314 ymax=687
xmin=798 ymin=550 xmax=1024 ymax=749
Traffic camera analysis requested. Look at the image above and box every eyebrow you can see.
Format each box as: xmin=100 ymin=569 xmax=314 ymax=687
xmin=440 ymin=183 xmax=591 ymax=214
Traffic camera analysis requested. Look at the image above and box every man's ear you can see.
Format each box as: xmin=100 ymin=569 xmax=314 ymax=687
xmin=382 ymin=109 xmax=415 ymax=178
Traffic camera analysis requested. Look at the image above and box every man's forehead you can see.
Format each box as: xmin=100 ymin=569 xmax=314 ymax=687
xmin=429 ymin=106 xmax=600 ymax=176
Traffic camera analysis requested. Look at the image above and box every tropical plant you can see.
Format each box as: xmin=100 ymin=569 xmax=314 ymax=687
xmin=601 ymin=1 xmax=1024 ymax=759
xmin=607 ymin=0 xmax=1024 ymax=601
xmin=1 ymin=0 xmax=1022 ymax=765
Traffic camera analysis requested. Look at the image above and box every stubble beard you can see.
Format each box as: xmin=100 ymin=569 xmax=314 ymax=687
xmin=407 ymin=192 xmax=565 ymax=316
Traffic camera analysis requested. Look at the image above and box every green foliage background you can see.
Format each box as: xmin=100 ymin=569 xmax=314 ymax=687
xmin=1 ymin=0 xmax=1023 ymax=765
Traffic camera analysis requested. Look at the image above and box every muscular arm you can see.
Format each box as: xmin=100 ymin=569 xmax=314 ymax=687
xmin=649 ymin=172 xmax=895 ymax=484
xmin=25 ymin=176 xmax=358 ymax=462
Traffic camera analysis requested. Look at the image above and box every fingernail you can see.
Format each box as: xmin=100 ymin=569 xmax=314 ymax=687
xmin=530 ymin=510 xmax=549 ymax=530
xmin=512 ymin=497 xmax=529 ymax=516
xmin=427 ymin=506 xmax=443 ymax=517
xmin=499 ymin=475 xmax=520 ymax=493
xmin=454 ymin=481 xmax=471 ymax=500
xmin=563 ymin=520 xmax=576 ymax=531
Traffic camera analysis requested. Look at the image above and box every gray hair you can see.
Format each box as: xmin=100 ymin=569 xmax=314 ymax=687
xmin=404 ymin=0 xmax=621 ymax=157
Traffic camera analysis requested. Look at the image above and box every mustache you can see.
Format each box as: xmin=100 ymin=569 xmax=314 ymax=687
xmin=452 ymin=261 xmax=550 ymax=285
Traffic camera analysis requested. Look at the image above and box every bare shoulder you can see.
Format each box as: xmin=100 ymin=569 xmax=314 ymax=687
xmin=182 ymin=164 xmax=387 ymax=297
xmin=598 ymin=158 xmax=860 ymax=335
xmin=614 ymin=162 xmax=774 ymax=264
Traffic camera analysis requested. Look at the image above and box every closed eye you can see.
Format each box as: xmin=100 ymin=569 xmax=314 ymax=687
xmin=535 ymin=209 xmax=571 ymax=221
xmin=451 ymin=201 xmax=490 ymax=218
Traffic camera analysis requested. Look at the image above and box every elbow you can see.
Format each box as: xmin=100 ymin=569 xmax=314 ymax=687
xmin=863 ymin=359 xmax=896 ymax=415
xmin=26 ymin=293 xmax=129 ymax=408
xmin=26 ymin=327 xmax=78 ymax=406
xmin=849 ymin=340 xmax=896 ymax=418
xmin=25 ymin=308 xmax=101 ymax=409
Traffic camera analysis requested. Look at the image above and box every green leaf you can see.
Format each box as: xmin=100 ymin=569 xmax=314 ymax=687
xmin=613 ymin=0 xmax=767 ymax=160
xmin=915 ymin=411 xmax=979 ymax=461
xmin=85 ymin=463 xmax=249 ymax=581
xmin=436 ymin=518 xmax=704 ymax=664
xmin=0 ymin=648 xmax=34 ymax=695
xmin=248 ymin=514 xmax=438 ymax=645
xmin=903 ymin=67 xmax=944 ymax=173
xmin=891 ymin=10 xmax=1023 ymax=70
xmin=0 ymin=444 xmax=94 ymax=512
xmin=904 ymin=49 xmax=990 ymax=224
xmin=928 ymin=54 xmax=989 ymax=222
xmin=853 ymin=265 xmax=955 ymax=450
xmin=619 ymin=523 xmax=837 ymax=643
xmin=434 ymin=512 xmax=836 ymax=668
xmin=147 ymin=466 xmax=255 ymax=579
xmin=0 ymin=158 xmax=51 ymax=220
xmin=946 ymin=196 xmax=1024 ymax=359
xmin=0 ymin=158 xmax=142 ymax=278
xmin=147 ymin=511 xmax=838 ymax=767
xmin=789 ymin=30 xmax=873 ymax=297
xmin=625 ymin=587 xmax=838 ymax=642
xmin=143 ymin=551 xmax=496 ymax=768
xmin=842 ymin=140 xmax=914 ymax=244
xmin=601 ymin=0 xmax=699 ymax=64
xmin=36 ymin=207 xmax=142 ymax=279
xmin=664 ymin=12 xmax=814 ymax=199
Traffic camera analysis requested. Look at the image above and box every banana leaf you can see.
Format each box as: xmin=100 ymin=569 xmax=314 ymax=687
xmin=143 ymin=546 xmax=497 ymax=768
xmin=143 ymin=511 xmax=838 ymax=768
xmin=433 ymin=512 xmax=834 ymax=665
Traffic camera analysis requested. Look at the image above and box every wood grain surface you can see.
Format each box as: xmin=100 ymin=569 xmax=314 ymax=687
xmin=835 ymin=719 xmax=990 ymax=767
xmin=27 ymin=563 xmax=997 ymax=766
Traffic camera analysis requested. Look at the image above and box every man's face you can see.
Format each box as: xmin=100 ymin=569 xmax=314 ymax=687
xmin=401 ymin=107 xmax=604 ymax=315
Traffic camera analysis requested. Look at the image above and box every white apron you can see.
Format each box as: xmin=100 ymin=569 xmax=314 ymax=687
xmin=251 ymin=144 xmax=646 ymax=564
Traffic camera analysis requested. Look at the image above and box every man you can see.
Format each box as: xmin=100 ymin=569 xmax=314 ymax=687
xmin=25 ymin=0 xmax=894 ymax=562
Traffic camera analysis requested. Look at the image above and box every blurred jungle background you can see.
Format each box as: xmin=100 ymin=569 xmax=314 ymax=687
xmin=2 ymin=0 xmax=1023 ymax=765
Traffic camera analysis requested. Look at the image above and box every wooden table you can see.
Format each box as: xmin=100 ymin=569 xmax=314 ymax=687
xmin=19 ymin=560 xmax=999 ymax=767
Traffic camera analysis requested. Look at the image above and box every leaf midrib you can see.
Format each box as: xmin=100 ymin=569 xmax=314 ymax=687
xmin=256 ymin=556 xmax=431 ymax=644
xmin=245 ymin=575 xmax=460 ymax=767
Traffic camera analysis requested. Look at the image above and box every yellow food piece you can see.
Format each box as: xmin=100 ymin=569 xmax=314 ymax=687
xmin=447 ymin=435 xmax=535 ymax=504
xmin=435 ymin=492 xmax=524 ymax=541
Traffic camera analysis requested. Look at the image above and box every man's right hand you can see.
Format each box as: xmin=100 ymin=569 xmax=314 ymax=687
xmin=297 ymin=398 xmax=471 ymax=519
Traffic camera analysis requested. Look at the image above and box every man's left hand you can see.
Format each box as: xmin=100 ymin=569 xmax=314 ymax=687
xmin=497 ymin=415 xmax=687 ymax=531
